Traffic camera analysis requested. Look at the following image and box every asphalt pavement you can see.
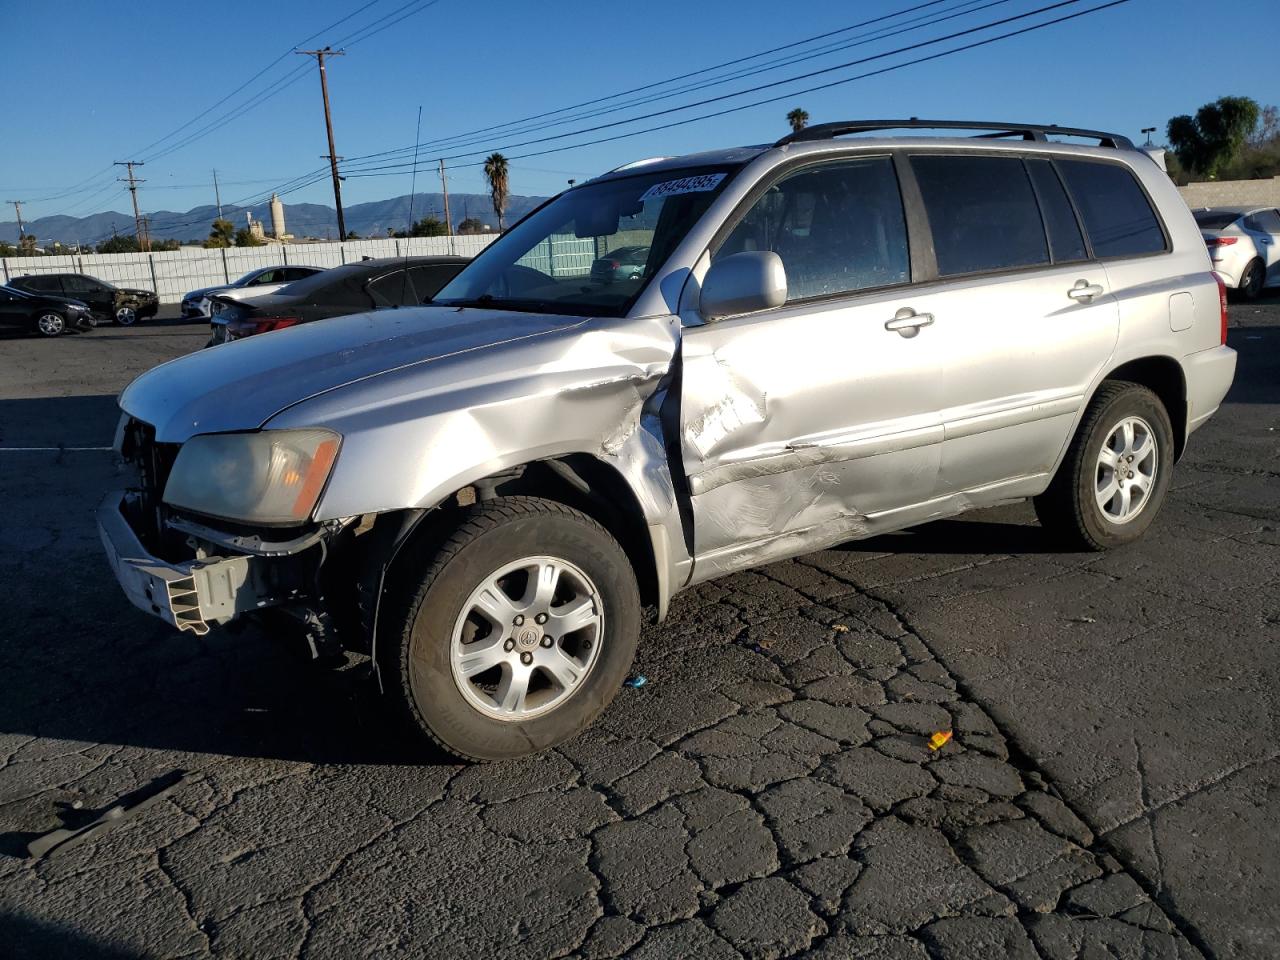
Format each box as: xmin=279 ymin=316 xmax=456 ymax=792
xmin=0 ymin=300 xmax=1275 ymax=959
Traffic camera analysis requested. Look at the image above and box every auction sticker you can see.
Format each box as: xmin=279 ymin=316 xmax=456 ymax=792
xmin=638 ymin=173 xmax=727 ymax=202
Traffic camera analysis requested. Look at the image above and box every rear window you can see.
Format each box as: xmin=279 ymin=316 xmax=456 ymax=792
xmin=910 ymin=155 xmax=1048 ymax=277
xmin=1192 ymin=211 xmax=1242 ymax=230
xmin=1057 ymin=160 xmax=1166 ymax=258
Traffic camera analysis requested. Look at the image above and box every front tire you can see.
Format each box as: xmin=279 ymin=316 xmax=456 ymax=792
xmin=1034 ymin=382 xmax=1174 ymax=551
xmin=35 ymin=312 xmax=66 ymax=337
xmin=380 ymin=497 xmax=641 ymax=761
xmin=115 ymin=305 xmax=138 ymax=326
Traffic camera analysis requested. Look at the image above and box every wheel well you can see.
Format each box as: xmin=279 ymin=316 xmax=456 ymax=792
xmin=1102 ymin=356 xmax=1187 ymax=459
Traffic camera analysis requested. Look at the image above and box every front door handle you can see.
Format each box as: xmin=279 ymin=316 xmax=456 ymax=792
xmin=1068 ymin=280 xmax=1104 ymax=303
xmin=885 ymin=308 xmax=934 ymax=337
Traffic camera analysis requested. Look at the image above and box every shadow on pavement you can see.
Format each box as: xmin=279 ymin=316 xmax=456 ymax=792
xmin=0 ymin=396 xmax=121 ymax=448
xmin=0 ymin=913 xmax=149 ymax=959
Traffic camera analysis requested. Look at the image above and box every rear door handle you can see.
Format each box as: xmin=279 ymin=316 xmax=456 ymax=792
xmin=1068 ymin=280 xmax=1104 ymax=303
xmin=885 ymin=308 xmax=934 ymax=337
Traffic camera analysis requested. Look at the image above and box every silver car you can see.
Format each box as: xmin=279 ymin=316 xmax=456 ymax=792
xmin=100 ymin=120 xmax=1236 ymax=760
xmin=180 ymin=265 xmax=324 ymax=320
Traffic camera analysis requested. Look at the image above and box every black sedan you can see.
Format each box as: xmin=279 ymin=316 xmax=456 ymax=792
xmin=0 ymin=284 xmax=95 ymax=337
xmin=8 ymin=273 xmax=159 ymax=326
xmin=208 ymin=256 xmax=469 ymax=345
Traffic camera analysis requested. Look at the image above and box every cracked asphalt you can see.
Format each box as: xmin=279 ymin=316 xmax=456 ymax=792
xmin=0 ymin=299 xmax=1275 ymax=959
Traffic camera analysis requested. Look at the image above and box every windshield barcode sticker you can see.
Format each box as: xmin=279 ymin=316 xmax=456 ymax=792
xmin=638 ymin=173 xmax=727 ymax=202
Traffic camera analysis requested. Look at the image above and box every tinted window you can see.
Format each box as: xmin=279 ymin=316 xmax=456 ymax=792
xmin=408 ymin=264 xmax=464 ymax=301
xmin=285 ymin=267 xmax=319 ymax=281
xmin=1057 ymin=160 xmax=1166 ymax=258
xmin=251 ymin=269 xmax=281 ymax=285
xmin=1257 ymin=210 xmax=1280 ymax=233
xmin=18 ymin=275 xmax=62 ymax=293
xmin=912 ymin=155 xmax=1048 ymax=276
xmin=1193 ymin=210 xmax=1242 ymax=230
xmin=367 ymin=269 xmax=411 ymax=307
xmin=1026 ymin=159 xmax=1087 ymax=263
xmin=717 ymin=156 xmax=909 ymax=301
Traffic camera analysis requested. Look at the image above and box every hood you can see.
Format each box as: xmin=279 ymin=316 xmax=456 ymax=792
xmin=183 ymin=285 xmax=230 ymax=301
xmin=120 ymin=306 xmax=588 ymax=442
xmin=35 ymin=294 xmax=90 ymax=310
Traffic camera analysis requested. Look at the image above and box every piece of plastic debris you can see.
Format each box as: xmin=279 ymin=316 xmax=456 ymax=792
xmin=623 ymin=675 xmax=647 ymax=688
xmin=27 ymin=771 xmax=197 ymax=859
xmin=1067 ymin=616 xmax=1097 ymax=624
xmin=832 ymin=623 xmax=850 ymax=633
xmin=927 ymin=730 xmax=953 ymax=751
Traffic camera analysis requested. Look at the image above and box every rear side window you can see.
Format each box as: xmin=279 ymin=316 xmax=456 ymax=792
xmin=717 ymin=156 xmax=910 ymax=302
xmin=20 ymin=275 xmax=63 ymax=293
xmin=1025 ymin=159 xmax=1087 ymax=263
xmin=1056 ymin=160 xmax=1166 ymax=258
xmin=910 ymin=155 xmax=1048 ymax=276
xmin=409 ymin=264 xmax=465 ymax=301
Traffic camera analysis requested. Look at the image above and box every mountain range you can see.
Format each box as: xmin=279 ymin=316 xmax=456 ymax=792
xmin=0 ymin=192 xmax=549 ymax=246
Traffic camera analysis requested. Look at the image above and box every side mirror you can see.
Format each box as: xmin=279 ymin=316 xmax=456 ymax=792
xmin=699 ymin=251 xmax=787 ymax=321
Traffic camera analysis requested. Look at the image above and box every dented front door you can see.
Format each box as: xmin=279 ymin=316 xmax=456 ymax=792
xmin=677 ymin=289 xmax=945 ymax=580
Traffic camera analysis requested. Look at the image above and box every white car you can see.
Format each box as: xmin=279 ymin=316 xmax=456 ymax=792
xmin=180 ymin=266 xmax=324 ymax=320
xmin=1193 ymin=206 xmax=1280 ymax=299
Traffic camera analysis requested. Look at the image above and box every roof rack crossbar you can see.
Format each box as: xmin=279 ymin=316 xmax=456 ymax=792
xmin=774 ymin=119 xmax=1134 ymax=150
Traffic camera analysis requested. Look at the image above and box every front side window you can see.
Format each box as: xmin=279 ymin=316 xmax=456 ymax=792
xmin=1056 ymin=159 xmax=1166 ymax=258
xmin=716 ymin=156 xmax=910 ymax=302
xmin=911 ymin=155 xmax=1049 ymax=277
xmin=434 ymin=165 xmax=738 ymax=316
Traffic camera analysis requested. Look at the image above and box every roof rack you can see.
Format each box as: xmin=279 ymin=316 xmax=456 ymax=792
xmin=773 ymin=119 xmax=1134 ymax=150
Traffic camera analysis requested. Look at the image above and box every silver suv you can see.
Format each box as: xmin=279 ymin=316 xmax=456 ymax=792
xmin=100 ymin=120 xmax=1237 ymax=760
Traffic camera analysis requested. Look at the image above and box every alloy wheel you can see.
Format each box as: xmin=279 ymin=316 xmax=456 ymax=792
xmin=37 ymin=313 xmax=65 ymax=336
xmin=1095 ymin=416 xmax=1158 ymax=524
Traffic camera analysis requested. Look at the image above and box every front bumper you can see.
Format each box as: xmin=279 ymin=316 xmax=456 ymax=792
xmin=98 ymin=491 xmax=275 ymax=635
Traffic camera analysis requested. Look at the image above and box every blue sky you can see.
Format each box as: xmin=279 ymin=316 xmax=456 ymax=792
xmin=3 ymin=0 xmax=1274 ymax=224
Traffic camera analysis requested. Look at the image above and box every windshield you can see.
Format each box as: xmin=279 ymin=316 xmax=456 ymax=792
xmin=1193 ymin=210 xmax=1241 ymax=230
xmin=434 ymin=166 xmax=739 ymax=316
xmin=232 ymin=269 xmax=264 ymax=286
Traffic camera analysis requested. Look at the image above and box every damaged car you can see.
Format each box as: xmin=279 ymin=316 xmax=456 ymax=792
xmin=100 ymin=119 xmax=1237 ymax=761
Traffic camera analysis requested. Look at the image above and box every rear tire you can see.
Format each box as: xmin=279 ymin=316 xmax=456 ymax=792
xmin=1034 ymin=381 xmax=1174 ymax=551
xmin=379 ymin=496 xmax=641 ymax=761
xmin=1238 ymin=258 xmax=1265 ymax=300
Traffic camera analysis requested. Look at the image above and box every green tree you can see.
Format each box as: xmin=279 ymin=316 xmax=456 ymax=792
xmin=457 ymin=217 xmax=487 ymax=235
xmin=0 ymin=240 xmax=15 ymax=257
xmin=234 ymin=227 xmax=264 ymax=247
xmin=204 ymin=218 xmax=235 ymax=248
xmin=1167 ymin=96 xmax=1260 ymax=179
xmin=96 ymin=234 xmax=139 ymax=254
xmin=483 ymin=153 xmax=510 ymax=231
xmin=19 ymin=234 xmax=40 ymax=256
xmin=786 ymin=107 xmax=809 ymax=133
xmin=346 ymin=230 xmax=362 ymax=240
xmin=409 ymin=216 xmax=448 ymax=237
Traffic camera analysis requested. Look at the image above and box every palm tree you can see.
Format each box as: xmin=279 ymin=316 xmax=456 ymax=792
xmin=483 ymin=153 xmax=510 ymax=232
xmin=786 ymin=108 xmax=810 ymax=133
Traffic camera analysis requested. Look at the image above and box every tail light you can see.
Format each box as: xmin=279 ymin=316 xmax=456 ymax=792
xmin=252 ymin=317 xmax=301 ymax=336
xmin=1205 ymin=236 xmax=1237 ymax=247
xmin=1215 ymin=274 xmax=1228 ymax=345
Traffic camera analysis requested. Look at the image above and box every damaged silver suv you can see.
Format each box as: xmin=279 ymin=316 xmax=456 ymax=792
xmin=101 ymin=120 xmax=1237 ymax=760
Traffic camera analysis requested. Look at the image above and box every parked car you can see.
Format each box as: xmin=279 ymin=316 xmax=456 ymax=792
xmin=0 ymin=284 xmax=95 ymax=337
xmin=1192 ymin=206 xmax=1280 ymax=300
xmin=100 ymin=119 xmax=1236 ymax=761
xmin=206 ymin=256 xmax=468 ymax=345
xmin=589 ymin=245 xmax=650 ymax=283
xmin=8 ymin=273 xmax=159 ymax=325
xmin=181 ymin=265 xmax=325 ymax=320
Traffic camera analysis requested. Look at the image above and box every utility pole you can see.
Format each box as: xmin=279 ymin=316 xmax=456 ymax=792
xmin=115 ymin=161 xmax=149 ymax=251
xmin=438 ymin=159 xmax=452 ymax=234
xmin=1141 ymin=127 xmax=1156 ymax=147
xmin=7 ymin=200 xmax=25 ymax=238
xmin=212 ymin=168 xmax=223 ymax=219
xmin=296 ymin=47 xmax=347 ymax=240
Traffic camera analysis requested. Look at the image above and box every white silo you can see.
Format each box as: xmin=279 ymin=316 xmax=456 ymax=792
xmin=269 ymin=193 xmax=286 ymax=239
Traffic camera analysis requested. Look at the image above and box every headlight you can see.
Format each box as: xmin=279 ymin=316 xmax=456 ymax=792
xmin=163 ymin=429 xmax=341 ymax=524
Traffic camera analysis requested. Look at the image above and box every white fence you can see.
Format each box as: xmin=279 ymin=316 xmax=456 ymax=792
xmin=1 ymin=234 xmax=497 ymax=304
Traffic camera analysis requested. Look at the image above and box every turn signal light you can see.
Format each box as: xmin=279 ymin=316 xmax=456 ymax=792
xmin=1204 ymin=236 xmax=1237 ymax=247
xmin=1215 ymin=274 xmax=1228 ymax=345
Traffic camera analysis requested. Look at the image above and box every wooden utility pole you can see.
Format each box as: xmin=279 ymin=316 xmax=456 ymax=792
xmin=212 ymin=168 xmax=223 ymax=219
xmin=438 ymin=159 xmax=452 ymax=234
xmin=115 ymin=161 xmax=149 ymax=251
xmin=296 ymin=47 xmax=347 ymax=240
xmin=7 ymin=200 xmax=25 ymax=238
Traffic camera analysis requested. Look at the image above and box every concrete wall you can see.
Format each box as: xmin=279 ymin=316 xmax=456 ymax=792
xmin=1 ymin=234 xmax=497 ymax=304
xmin=1178 ymin=177 xmax=1280 ymax=210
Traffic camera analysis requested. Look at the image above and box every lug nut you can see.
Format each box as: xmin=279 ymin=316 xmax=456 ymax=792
xmin=504 ymin=639 xmax=515 ymax=651
xmin=520 ymin=652 xmax=533 ymax=665
xmin=582 ymin=638 xmax=592 ymax=650
xmin=541 ymin=636 xmax=553 ymax=648
xmin=535 ymin=613 xmax=548 ymax=625
xmin=513 ymin=615 xmax=524 ymax=626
